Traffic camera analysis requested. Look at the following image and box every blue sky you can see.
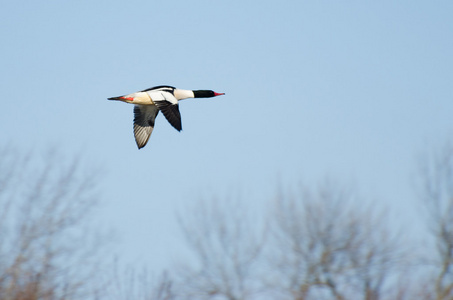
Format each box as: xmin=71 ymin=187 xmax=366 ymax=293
xmin=1 ymin=0 xmax=453 ymax=272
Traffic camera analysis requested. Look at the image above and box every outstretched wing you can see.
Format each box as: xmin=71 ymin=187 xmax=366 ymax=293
xmin=133 ymin=105 xmax=159 ymax=149
xmin=147 ymin=91 xmax=182 ymax=132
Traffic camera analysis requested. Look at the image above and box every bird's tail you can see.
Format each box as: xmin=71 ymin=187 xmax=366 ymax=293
xmin=108 ymin=96 xmax=123 ymax=101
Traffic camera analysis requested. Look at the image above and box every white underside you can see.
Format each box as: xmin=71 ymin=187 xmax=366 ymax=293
xmin=119 ymin=89 xmax=194 ymax=105
xmin=123 ymin=92 xmax=154 ymax=105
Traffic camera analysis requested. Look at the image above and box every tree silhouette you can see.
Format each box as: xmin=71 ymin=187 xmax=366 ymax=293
xmin=418 ymin=144 xmax=453 ymax=300
xmin=267 ymin=182 xmax=404 ymax=300
xmin=0 ymin=146 xmax=104 ymax=300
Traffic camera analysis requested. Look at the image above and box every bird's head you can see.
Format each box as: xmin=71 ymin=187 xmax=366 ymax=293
xmin=193 ymin=90 xmax=225 ymax=98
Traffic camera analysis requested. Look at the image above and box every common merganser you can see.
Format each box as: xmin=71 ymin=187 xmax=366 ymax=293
xmin=108 ymin=85 xmax=225 ymax=149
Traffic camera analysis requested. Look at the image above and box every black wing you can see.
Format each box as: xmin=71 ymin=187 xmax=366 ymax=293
xmin=140 ymin=85 xmax=176 ymax=92
xmin=154 ymin=100 xmax=182 ymax=131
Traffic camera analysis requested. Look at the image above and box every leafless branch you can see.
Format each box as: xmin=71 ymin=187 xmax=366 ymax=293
xmin=176 ymin=195 xmax=267 ymax=300
xmin=0 ymin=147 xmax=105 ymax=300
xmin=268 ymin=182 xmax=405 ymax=300
xmin=418 ymin=144 xmax=453 ymax=300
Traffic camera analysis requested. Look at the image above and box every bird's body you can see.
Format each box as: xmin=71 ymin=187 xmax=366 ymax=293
xmin=108 ymin=85 xmax=224 ymax=149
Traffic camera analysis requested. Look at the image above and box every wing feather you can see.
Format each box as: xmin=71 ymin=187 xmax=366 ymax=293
xmin=151 ymin=92 xmax=182 ymax=131
xmin=133 ymin=105 xmax=159 ymax=149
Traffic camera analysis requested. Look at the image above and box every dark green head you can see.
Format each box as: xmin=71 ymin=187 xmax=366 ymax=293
xmin=193 ymin=90 xmax=225 ymax=98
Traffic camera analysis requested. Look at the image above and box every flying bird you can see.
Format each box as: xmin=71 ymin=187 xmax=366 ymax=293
xmin=108 ymin=85 xmax=225 ymax=149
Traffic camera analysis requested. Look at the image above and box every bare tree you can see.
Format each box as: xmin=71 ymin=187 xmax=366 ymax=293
xmin=267 ymin=182 xmax=405 ymax=300
xmin=0 ymin=146 xmax=105 ymax=300
xmin=418 ymin=144 xmax=453 ymax=300
xmin=175 ymin=196 xmax=266 ymax=300
xmin=106 ymin=265 xmax=177 ymax=300
xmin=170 ymin=183 xmax=409 ymax=300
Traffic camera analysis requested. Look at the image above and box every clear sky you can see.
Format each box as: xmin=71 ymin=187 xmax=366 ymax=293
xmin=1 ymin=0 xmax=453 ymax=273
